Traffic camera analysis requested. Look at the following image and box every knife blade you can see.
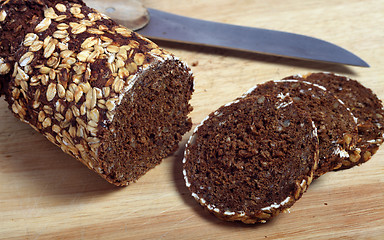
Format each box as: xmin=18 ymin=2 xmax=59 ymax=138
xmin=88 ymin=1 xmax=369 ymax=67
xmin=138 ymin=9 xmax=369 ymax=67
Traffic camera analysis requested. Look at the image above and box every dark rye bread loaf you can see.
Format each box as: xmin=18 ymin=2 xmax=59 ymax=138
xmin=246 ymin=80 xmax=359 ymax=177
xmin=286 ymin=73 xmax=384 ymax=169
xmin=183 ymin=94 xmax=319 ymax=224
xmin=0 ymin=0 xmax=194 ymax=186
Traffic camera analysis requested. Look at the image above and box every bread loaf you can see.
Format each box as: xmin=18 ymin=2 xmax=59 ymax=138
xmin=0 ymin=0 xmax=194 ymax=186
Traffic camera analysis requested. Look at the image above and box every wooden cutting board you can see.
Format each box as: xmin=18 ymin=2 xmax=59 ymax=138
xmin=1 ymin=0 xmax=384 ymax=239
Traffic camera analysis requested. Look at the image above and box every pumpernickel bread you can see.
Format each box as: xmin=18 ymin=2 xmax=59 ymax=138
xmin=183 ymin=94 xmax=319 ymax=224
xmin=286 ymin=73 xmax=384 ymax=169
xmin=0 ymin=0 xmax=194 ymax=186
xmin=245 ymin=80 xmax=358 ymax=177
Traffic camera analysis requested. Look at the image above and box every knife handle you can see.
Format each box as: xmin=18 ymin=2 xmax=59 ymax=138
xmin=86 ymin=0 xmax=149 ymax=30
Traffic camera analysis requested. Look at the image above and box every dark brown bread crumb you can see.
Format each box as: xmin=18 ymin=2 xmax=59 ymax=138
xmin=183 ymin=94 xmax=319 ymax=224
xmin=286 ymin=73 xmax=384 ymax=169
xmin=246 ymin=80 xmax=358 ymax=177
xmin=0 ymin=0 xmax=194 ymax=185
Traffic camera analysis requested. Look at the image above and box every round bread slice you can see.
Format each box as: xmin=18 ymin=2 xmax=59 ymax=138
xmin=183 ymin=94 xmax=319 ymax=224
xmin=286 ymin=73 xmax=384 ymax=169
xmin=246 ymin=80 xmax=359 ymax=177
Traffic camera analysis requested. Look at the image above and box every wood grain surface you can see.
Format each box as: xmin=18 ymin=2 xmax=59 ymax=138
xmin=1 ymin=0 xmax=384 ymax=239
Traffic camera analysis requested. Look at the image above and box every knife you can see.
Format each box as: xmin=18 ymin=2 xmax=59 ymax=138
xmin=87 ymin=0 xmax=369 ymax=67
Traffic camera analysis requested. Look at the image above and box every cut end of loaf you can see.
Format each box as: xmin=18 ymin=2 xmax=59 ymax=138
xmin=98 ymin=59 xmax=194 ymax=186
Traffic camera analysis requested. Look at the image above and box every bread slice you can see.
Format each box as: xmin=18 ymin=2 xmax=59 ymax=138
xmin=183 ymin=94 xmax=319 ymax=224
xmin=246 ymin=80 xmax=358 ymax=177
xmin=286 ymin=73 xmax=384 ymax=169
